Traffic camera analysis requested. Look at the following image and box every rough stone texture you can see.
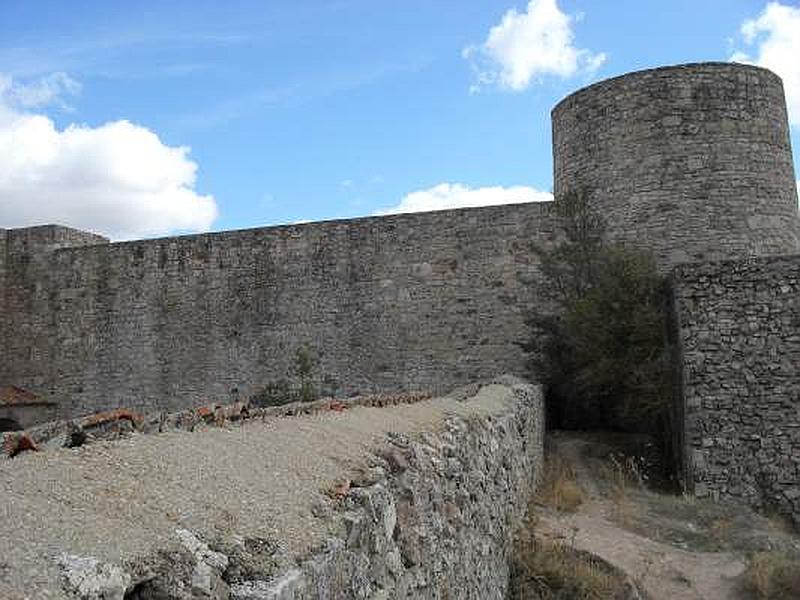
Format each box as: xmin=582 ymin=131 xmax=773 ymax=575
xmin=672 ymin=255 xmax=800 ymax=525
xmin=0 ymin=206 xmax=559 ymax=419
xmin=231 ymin=379 xmax=545 ymax=599
xmin=0 ymin=225 xmax=109 ymax=418
xmin=553 ymin=62 xmax=800 ymax=269
xmin=58 ymin=554 xmax=131 ymax=600
xmin=0 ymin=380 xmax=544 ymax=600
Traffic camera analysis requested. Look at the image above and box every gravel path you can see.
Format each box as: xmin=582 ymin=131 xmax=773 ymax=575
xmin=0 ymin=385 xmax=513 ymax=599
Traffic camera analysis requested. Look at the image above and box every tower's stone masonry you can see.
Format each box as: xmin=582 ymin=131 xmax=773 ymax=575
xmin=553 ymin=63 xmax=799 ymax=268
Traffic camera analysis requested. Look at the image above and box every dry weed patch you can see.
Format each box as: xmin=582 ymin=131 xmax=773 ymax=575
xmin=536 ymin=455 xmax=585 ymax=513
xmin=741 ymin=552 xmax=800 ymax=600
xmin=600 ymin=451 xmax=646 ymax=527
xmin=510 ymin=529 xmax=631 ymax=600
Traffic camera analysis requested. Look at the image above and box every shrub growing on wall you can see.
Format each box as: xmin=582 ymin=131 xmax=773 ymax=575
xmin=250 ymin=345 xmax=325 ymax=407
xmin=523 ymin=190 xmax=672 ymax=439
xmin=293 ymin=345 xmax=317 ymax=403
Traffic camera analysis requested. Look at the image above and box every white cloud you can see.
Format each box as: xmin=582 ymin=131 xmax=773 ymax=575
xmin=463 ymin=0 xmax=606 ymax=92
xmin=0 ymin=72 xmax=82 ymax=110
xmin=379 ymin=183 xmax=552 ymax=215
xmin=0 ymin=73 xmax=217 ymax=240
xmin=730 ymin=2 xmax=800 ymax=127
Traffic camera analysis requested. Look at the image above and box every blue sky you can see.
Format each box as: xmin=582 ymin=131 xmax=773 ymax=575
xmin=1 ymin=0 xmax=799 ymax=239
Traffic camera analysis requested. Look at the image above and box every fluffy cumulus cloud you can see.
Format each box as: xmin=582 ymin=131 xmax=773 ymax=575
xmin=0 ymin=74 xmax=217 ymax=240
xmin=463 ymin=0 xmax=606 ymax=92
xmin=379 ymin=183 xmax=552 ymax=215
xmin=730 ymin=2 xmax=800 ymax=127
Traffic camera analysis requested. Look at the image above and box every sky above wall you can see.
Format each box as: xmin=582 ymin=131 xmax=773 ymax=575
xmin=1 ymin=0 xmax=799 ymax=240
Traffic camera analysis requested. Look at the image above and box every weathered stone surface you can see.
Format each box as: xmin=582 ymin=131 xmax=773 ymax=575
xmin=58 ymin=554 xmax=131 ymax=600
xmin=177 ymin=528 xmax=231 ymax=599
xmin=672 ymin=256 xmax=800 ymax=525
xmin=553 ymin=62 xmax=799 ymax=270
xmin=230 ymin=570 xmax=304 ymax=600
xmin=0 ymin=209 xmax=560 ymax=420
xmin=253 ymin=380 xmax=545 ymax=599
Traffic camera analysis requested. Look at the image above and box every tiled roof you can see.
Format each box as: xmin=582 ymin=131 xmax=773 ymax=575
xmin=0 ymin=386 xmax=56 ymax=406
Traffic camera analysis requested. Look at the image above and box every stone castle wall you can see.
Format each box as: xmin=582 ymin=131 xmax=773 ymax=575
xmin=257 ymin=381 xmax=545 ymax=600
xmin=2 ymin=62 xmax=800 ymax=526
xmin=0 ymin=205 xmax=560 ymax=419
xmin=553 ymin=62 xmax=799 ymax=269
xmin=672 ymin=256 xmax=800 ymax=524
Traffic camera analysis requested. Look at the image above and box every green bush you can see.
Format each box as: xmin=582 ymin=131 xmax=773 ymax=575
xmin=250 ymin=345 xmax=326 ymax=407
xmin=523 ymin=189 xmax=672 ymax=437
xmin=293 ymin=346 xmax=317 ymax=403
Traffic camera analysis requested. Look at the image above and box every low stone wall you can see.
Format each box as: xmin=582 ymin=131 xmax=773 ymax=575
xmin=0 ymin=379 xmax=544 ymax=599
xmin=234 ymin=380 xmax=544 ymax=600
xmin=672 ymin=256 xmax=800 ymax=524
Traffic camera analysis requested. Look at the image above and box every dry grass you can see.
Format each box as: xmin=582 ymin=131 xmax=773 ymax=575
xmin=601 ymin=451 xmax=645 ymax=527
xmin=610 ymin=486 xmax=800 ymax=555
xmin=707 ymin=517 xmax=733 ymax=550
xmin=536 ymin=454 xmax=585 ymax=513
xmin=510 ymin=530 xmax=630 ymax=600
xmin=740 ymin=552 xmax=800 ymax=600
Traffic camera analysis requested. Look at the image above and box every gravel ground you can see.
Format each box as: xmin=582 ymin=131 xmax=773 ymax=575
xmin=0 ymin=385 xmax=513 ymax=599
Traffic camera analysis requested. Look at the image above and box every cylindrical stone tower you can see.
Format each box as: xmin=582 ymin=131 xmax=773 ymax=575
xmin=552 ymin=62 xmax=799 ymax=268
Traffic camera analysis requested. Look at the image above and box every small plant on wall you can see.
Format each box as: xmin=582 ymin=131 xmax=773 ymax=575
xmin=250 ymin=345 xmax=338 ymax=407
xmin=293 ymin=345 xmax=316 ymax=403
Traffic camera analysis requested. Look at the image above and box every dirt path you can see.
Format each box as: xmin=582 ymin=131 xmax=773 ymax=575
xmin=533 ymin=433 xmax=798 ymax=600
xmin=536 ymin=502 xmax=745 ymax=599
